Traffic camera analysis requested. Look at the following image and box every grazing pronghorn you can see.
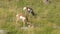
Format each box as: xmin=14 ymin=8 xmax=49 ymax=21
xmin=16 ymin=13 xmax=33 ymax=27
xmin=23 ymin=7 xmax=35 ymax=16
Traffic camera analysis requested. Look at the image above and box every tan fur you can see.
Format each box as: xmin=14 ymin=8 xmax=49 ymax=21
xmin=16 ymin=13 xmax=33 ymax=27
xmin=16 ymin=13 xmax=29 ymax=26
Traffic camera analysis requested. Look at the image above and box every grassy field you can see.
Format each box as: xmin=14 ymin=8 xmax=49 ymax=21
xmin=0 ymin=0 xmax=60 ymax=34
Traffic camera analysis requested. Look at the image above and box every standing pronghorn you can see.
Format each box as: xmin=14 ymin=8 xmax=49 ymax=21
xmin=16 ymin=13 xmax=32 ymax=27
xmin=23 ymin=7 xmax=35 ymax=16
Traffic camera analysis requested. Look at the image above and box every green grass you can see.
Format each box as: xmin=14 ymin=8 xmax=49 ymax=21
xmin=0 ymin=0 xmax=60 ymax=34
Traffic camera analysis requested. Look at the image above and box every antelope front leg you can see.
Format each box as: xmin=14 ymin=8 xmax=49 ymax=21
xmin=16 ymin=14 xmax=19 ymax=24
xmin=22 ymin=20 xmax=26 ymax=27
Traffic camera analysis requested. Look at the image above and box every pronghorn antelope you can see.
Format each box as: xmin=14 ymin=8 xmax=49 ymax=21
xmin=16 ymin=13 xmax=32 ymax=27
xmin=23 ymin=7 xmax=35 ymax=16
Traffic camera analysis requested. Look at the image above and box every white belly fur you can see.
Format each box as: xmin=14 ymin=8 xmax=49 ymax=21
xmin=20 ymin=16 xmax=26 ymax=21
